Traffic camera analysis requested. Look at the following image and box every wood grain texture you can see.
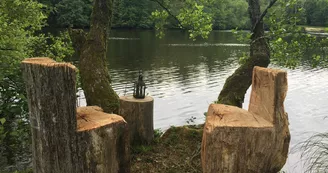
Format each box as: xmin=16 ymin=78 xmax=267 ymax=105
xmin=202 ymin=66 xmax=290 ymax=173
xmin=77 ymin=106 xmax=130 ymax=173
xmin=119 ymin=96 xmax=154 ymax=145
xmin=22 ymin=57 xmax=78 ymax=173
xmin=22 ymin=58 xmax=130 ymax=173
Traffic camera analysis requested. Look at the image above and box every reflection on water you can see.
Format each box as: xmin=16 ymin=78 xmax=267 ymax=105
xmin=91 ymin=30 xmax=328 ymax=172
xmin=165 ymin=43 xmax=249 ymax=47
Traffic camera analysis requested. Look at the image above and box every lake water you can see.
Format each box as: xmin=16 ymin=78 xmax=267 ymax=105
xmin=77 ymin=29 xmax=328 ymax=173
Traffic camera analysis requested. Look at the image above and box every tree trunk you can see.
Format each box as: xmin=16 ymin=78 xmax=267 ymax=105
xmin=78 ymin=0 xmax=119 ymax=114
xmin=202 ymin=66 xmax=290 ymax=173
xmin=119 ymin=96 xmax=154 ymax=145
xmin=22 ymin=58 xmax=79 ymax=173
xmin=217 ymin=0 xmax=270 ymax=107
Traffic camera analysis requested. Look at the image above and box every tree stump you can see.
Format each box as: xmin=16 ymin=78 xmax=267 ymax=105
xmin=22 ymin=58 xmax=130 ymax=173
xmin=201 ymin=66 xmax=290 ymax=173
xmin=119 ymin=95 xmax=154 ymax=144
xmin=76 ymin=106 xmax=130 ymax=173
xmin=22 ymin=58 xmax=79 ymax=173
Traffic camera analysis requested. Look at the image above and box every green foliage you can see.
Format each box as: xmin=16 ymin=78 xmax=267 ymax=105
xmin=113 ymin=0 xmax=156 ymax=28
xmin=55 ymin=0 xmax=92 ymax=28
xmin=151 ymin=0 xmax=250 ymax=39
xmin=295 ymin=132 xmax=328 ymax=173
xmin=265 ymin=0 xmax=328 ymax=68
xmin=177 ymin=2 xmax=213 ymax=39
xmin=231 ymin=0 xmax=328 ymax=68
xmin=186 ymin=116 xmax=196 ymax=124
xmin=151 ymin=0 xmax=213 ymax=39
xmin=36 ymin=0 xmax=92 ymax=28
xmin=303 ymin=0 xmax=328 ymax=26
xmin=154 ymin=129 xmax=164 ymax=139
xmin=210 ymin=0 xmax=249 ymax=30
xmin=31 ymin=31 xmax=74 ymax=61
xmin=35 ymin=0 xmax=328 ymax=30
xmin=151 ymin=10 xmax=169 ymax=38
xmin=132 ymin=145 xmax=153 ymax=154
xmin=0 ymin=0 xmax=74 ymax=171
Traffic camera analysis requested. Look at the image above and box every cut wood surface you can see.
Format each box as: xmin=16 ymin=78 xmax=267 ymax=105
xmin=119 ymin=95 xmax=154 ymax=144
xmin=76 ymin=106 xmax=130 ymax=173
xmin=205 ymin=104 xmax=273 ymax=129
xmin=77 ymin=106 xmax=126 ymax=132
xmin=202 ymin=66 xmax=290 ymax=173
xmin=248 ymin=67 xmax=288 ymax=124
xmin=22 ymin=58 xmax=130 ymax=173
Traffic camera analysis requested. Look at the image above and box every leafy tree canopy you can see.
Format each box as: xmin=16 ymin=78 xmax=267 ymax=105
xmin=151 ymin=0 xmax=328 ymax=68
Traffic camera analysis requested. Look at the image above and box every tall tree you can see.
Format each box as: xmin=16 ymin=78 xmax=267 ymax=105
xmin=217 ymin=0 xmax=274 ymax=107
xmin=71 ymin=0 xmax=119 ymax=113
xmin=151 ymin=0 xmax=275 ymax=107
xmin=152 ymin=0 xmax=328 ymax=107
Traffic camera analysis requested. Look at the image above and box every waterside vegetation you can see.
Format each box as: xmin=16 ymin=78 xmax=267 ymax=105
xmin=1 ymin=0 xmax=328 ymax=172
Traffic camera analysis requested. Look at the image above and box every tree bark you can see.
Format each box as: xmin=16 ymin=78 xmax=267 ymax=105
xmin=119 ymin=96 xmax=154 ymax=145
xmin=217 ymin=0 xmax=270 ymax=107
xmin=77 ymin=0 xmax=119 ymax=114
xmin=202 ymin=66 xmax=290 ymax=173
xmin=22 ymin=58 xmax=79 ymax=173
xmin=22 ymin=58 xmax=131 ymax=173
xmin=77 ymin=106 xmax=130 ymax=173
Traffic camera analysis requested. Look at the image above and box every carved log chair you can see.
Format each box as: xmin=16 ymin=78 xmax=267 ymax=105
xmin=201 ymin=66 xmax=290 ymax=173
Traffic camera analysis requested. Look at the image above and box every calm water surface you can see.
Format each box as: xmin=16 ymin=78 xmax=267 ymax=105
xmin=78 ymin=30 xmax=328 ymax=173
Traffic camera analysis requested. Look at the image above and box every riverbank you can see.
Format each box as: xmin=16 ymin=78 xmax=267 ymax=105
xmin=303 ymin=26 xmax=328 ymax=33
xmin=13 ymin=125 xmax=203 ymax=173
xmin=131 ymin=125 xmax=203 ymax=173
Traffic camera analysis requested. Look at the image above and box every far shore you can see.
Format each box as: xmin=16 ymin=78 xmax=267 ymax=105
xmin=303 ymin=25 xmax=328 ymax=33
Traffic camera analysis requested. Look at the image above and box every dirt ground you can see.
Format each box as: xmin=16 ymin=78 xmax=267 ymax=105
xmin=131 ymin=125 xmax=203 ymax=173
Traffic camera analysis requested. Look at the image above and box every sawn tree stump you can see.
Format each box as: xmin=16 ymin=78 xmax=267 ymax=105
xmin=119 ymin=95 xmax=154 ymax=144
xmin=77 ymin=106 xmax=130 ymax=173
xmin=22 ymin=58 xmax=130 ymax=173
xmin=201 ymin=66 xmax=290 ymax=173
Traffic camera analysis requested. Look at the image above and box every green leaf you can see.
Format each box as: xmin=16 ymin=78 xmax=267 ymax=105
xmin=0 ymin=118 xmax=6 ymax=125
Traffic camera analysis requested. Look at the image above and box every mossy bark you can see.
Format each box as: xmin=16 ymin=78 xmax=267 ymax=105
xmin=217 ymin=0 xmax=270 ymax=107
xmin=72 ymin=0 xmax=119 ymax=113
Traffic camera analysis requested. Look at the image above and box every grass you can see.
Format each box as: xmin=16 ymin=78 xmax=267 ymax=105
xmin=131 ymin=125 xmax=203 ymax=173
xmin=294 ymin=132 xmax=328 ymax=173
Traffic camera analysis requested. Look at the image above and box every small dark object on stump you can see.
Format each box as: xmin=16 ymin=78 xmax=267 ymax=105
xmin=133 ymin=71 xmax=146 ymax=99
xmin=119 ymin=96 xmax=154 ymax=145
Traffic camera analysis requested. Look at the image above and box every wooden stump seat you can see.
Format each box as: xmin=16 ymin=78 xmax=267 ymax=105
xmin=77 ymin=106 xmax=130 ymax=173
xmin=201 ymin=66 xmax=290 ymax=173
xmin=119 ymin=96 xmax=154 ymax=145
xmin=22 ymin=58 xmax=130 ymax=173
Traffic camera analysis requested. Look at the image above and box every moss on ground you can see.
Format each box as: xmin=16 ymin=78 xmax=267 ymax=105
xmin=131 ymin=125 xmax=203 ymax=173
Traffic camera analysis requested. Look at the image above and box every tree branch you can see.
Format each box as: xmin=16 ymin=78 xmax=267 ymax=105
xmin=0 ymin=48 xmax=15 ymax=51
xmin=252 ymin=0 xmax=278 ymax=32
xmin=150 ymin=0 xmax=185 ymax=29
